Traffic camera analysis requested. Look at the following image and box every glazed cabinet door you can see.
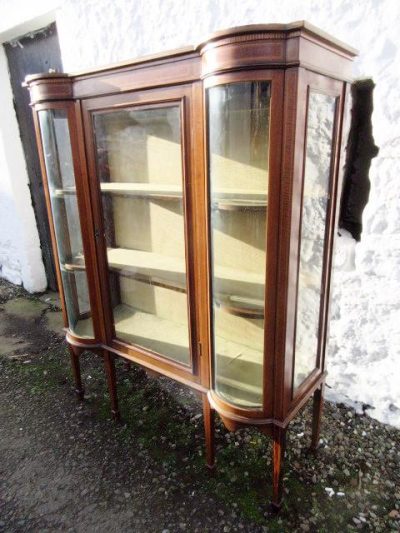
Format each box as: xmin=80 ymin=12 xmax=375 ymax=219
xmin=82 ymin=85 xmax=204 ymax=382
xmin=33 ymin=102 xmax=97 ymax=341
xmin=205 ymin=72 xmax=283 ymax=413
xmin=290 ymin=73 xmax=346 ymax=397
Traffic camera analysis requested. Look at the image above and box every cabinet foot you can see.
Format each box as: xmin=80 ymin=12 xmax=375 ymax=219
xmin=272 ymin=425 xmax=286 ymax=510
xmin=311 ymin=383 xmax=324 ymax=452
xmin=103 ymin=351 xmax=120 ymax=421
xmin=202 ymin=394 xmax=215 ymax=470
xmin=69 ymin=345 xmax=84 ymax=400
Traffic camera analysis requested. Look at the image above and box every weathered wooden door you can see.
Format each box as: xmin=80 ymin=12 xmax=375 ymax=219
xmin=4 ymin=22 xmax=63 ymax=290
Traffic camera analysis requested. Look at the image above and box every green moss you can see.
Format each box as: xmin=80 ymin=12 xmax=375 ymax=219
xmin=1 ymin=298 xmax=47 ymax=319
xmin=5 ymin=349 xmax=397 ymax=530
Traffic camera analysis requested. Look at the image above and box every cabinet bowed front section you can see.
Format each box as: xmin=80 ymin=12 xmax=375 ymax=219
xmin=26 ymin=22 xmax=356 ymax=509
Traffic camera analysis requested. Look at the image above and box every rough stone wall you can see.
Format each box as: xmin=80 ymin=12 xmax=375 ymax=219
xmin=0 ymin=0 xmax=399 ymax=426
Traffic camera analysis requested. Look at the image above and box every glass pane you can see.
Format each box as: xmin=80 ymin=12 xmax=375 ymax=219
xmin=93 ymin=105 xmax=190 ymax=365
xmin=38 ymin=109 xmax=94 ymax=338
xmin=293 ymin=91 xmax=337 ymax=389
xmin=207 ymin=82 xmax=270 ymax=407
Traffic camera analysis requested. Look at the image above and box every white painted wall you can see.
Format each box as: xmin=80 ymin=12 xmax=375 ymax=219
xmin=0 ymin=0 xmax=399 ymax=427
xmin=0 ymin=0 xmax=61 ymax=292
xmin=0 ymin=46 xmax=47 ymax=292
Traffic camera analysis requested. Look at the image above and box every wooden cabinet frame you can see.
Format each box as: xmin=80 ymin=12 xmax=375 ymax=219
xmin=25 ymin=22 xmax=356 ymax=509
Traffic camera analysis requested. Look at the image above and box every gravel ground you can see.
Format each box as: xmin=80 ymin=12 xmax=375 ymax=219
xmin=0 ymin=278 xmax=399 ymax=532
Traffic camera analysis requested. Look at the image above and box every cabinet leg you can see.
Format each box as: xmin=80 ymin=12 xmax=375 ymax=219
xmin=103 ymin=351 xmax=120 ymax=422
xmin=202 ymin=394 xmax=215 ymax=470
xmin=69 ymin=345 xmax=84 ymax=400
xmin=311 ymin=383 xmax=324 ymax=452
xmin=271 ymin=425 xmax=286 ymax=511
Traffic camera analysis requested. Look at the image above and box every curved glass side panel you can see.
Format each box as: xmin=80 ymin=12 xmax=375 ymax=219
xmin=92 ymin=105 xmax=191 ymax=366
xmin=38 ymin=109 xmax=94 ymax=338
xmin=293 ymin=91 xmax=337 ymax=389
xmin=207 ymin=81 xmax=271 ymax=407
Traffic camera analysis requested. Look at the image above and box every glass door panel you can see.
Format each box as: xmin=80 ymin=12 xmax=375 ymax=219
xmin=293 ymin=91 xmax=337 ymax=389
xmin=93 ymin=105 xmax=190 ymax=365
xmin=38 ymin=109 xmax=94 ymax=338
xmin=207 ymin=81 xmax=271 ymax=407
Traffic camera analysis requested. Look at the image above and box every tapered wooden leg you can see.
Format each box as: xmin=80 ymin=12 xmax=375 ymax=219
xmin=69 ymin=345 xmax=84 ymax=400
xmin=271 ymin=425 xmax=286 ymax=511
xmin=202 ymin=394 xmax=215 ymax=470
xmin=311 ymin=383 xmax=324 ymax=452
xmin=103 ymin=351 xmax=120 ymax=421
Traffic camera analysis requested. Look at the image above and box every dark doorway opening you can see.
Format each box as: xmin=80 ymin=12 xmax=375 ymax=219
xmin=4 ymin=22 xmax=63 ymax=291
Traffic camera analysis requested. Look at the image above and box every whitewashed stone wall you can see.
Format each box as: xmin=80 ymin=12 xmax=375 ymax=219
xmin=0 ymin=0 xmax=399 ymax=427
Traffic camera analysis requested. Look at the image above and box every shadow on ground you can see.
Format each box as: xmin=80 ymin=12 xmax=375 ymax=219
xmin=0 ymin=279 xmax=399 ymax=532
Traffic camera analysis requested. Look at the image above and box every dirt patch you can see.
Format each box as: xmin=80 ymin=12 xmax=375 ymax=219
xmin=0 ymin=279 xmax=399 ymax=532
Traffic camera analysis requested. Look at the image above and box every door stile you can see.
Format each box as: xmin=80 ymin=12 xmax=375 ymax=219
xmin=274 ymin=67 xmax=306 ymax=421
xmin=81 ymin=100 xmax=116 ymax=346
xmin=262 ymin=70 xmax=285 ymax=419
xmin=191 ymin=80 xmax=212 ymax=389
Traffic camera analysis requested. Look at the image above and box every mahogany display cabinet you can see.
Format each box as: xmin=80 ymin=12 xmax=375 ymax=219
xmin=25 ymin=22 xmax=356 ymax=508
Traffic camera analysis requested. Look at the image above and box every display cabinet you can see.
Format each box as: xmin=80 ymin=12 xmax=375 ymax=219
xmin=26 ymin=22 xmax=356 ymax=508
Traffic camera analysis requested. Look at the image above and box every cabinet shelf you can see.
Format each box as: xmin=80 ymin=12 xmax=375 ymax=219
xmin=53 ymin=182 xmax=268 ymax=209
xmin=61 ymin=247 xmax=266 ymax=317
xmin=107 ymin=247 xmax=265 ymax=296
xmin=75 ymin=303 xmax=262 ymax=405
xmin=100 ymin=182 xmax=183 ymax=200
xmin=214 ymin=294 xmax=264 ymax=318
xmin=212 ymin=199 xmax=267 ymax=211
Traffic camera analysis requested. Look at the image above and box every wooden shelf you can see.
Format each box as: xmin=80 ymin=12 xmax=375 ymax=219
xmin=113 ymin=304 xmax=190 ymax=365
xmin=100 ymin=182 xmax=183 ymax=200
xmin=214 ymin=294 xmax=264 ymax=319
xmin=107 ymin=247 xmax=264 ymax=295
xmin=61 ymin=248 xmax=265 ymax=315
xmin=52 ymin=187 xmax=77 ymax=198
xmin=212 ymin=198 xmax=267 ymax=211
xmin=62 ymin=259 xmax=85 ymax=272
xmin=53 ymin=183 xmax=268 ymax=210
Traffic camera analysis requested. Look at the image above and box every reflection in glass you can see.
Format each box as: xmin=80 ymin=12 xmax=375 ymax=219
xmin=93 ymin=106 xmax=190 ymax=365
xmin=207 ymin=82 xmax=270 ymax=407
xmin=294 ymin=91 xmax=336 ymax=389
xmin=38 ymin=109 xmax=94 ymax=338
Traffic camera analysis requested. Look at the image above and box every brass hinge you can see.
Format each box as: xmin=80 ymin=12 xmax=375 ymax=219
xmin=198 ymin=342 xmax=202 ymax=357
